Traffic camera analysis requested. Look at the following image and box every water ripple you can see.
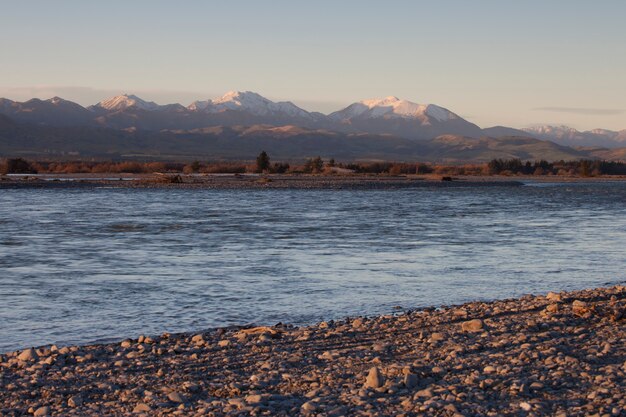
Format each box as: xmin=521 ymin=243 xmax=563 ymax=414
xmin=1 ymin=183 xmax=625 ymax=351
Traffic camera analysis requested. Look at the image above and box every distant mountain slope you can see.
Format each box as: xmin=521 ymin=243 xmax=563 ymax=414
xmin=522 ymin=125 xmax=626 ymax=148
xmin=0 ymin=120 xmax=616 ymax=162
xmin=189 ymin=91 xmax=315 ymax=119
xmin=422 ymin=135 xmax=588 ymax=162
xmin=0 ymin=97 xmax=94 ymax=126
xmin=482 ymin=126 xmax=533 ymax=138
xmin=329 ymin=96 xmax=483 ymax=139
xmin=0 ymin=93 xmax=486 ymax=139
xmin=93 ymin=94 xmax=163 ymax=112
xmin=0 ymin=93 xmax=624 ymax=151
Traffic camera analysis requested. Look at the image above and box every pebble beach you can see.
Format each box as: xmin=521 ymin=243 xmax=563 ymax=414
xmin=1 ymin=286 xmax=625 ymax=416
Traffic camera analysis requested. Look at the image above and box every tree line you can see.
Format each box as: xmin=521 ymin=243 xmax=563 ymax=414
xmin=487 ymin=158 xmax=626 ymax=176
xmin=2 ymin=154 xmax=626 ymax=177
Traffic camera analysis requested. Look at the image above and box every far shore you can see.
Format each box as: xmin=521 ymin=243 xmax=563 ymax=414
xmin=2 ymin=172 xmax=626 ymax=190
xmin=1 ymin=285 xmax=625 ymax=416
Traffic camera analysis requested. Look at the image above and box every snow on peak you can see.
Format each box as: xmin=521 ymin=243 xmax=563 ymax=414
xmin=48 ymin=96 xmax=66 ymax=105
xmin=188 ymin=91 xmax=311 ymax=118
xmin=523 ymin=125 xmax=580 ymax=135
xmin=212 ymin=90 xmax=274 ymax=110
xmin=588 ymin=128 xmax=617 ymax=136
xmin=97 ymin=94 xmax=160 ymax=111
xmin=333 ymin=97 xmax=457 ymax=122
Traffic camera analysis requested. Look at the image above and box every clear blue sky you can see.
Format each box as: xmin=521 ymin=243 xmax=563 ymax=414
xmin=1 ymin=0 xmax=624 ymax=130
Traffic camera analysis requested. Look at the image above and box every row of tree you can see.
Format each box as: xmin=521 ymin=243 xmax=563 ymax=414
xmin=3 ymin=154 xmax=626 ymax=176
xmin=487 ymin=158 xmax=626 ymax=176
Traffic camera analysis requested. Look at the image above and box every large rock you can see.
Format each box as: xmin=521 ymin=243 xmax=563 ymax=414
xmin=461 ymin=319 xmax=485 ymax=332
xmin=18 ymin=348 xmax=37 ymax=362
xmin=546 ymin=292 xmax=562 ymax=302
xmin=364 ymin=367 xmax=384 ymax=389
xmin=572 ymin=300 xmax=590 ymax=316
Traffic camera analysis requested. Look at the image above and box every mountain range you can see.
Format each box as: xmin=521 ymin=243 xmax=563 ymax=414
xmin=0 ymin=91 xmax=625 ymax=161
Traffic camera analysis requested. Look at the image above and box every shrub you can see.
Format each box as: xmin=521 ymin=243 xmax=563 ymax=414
xmin=3 ymin=158 xmax=38 ymax=174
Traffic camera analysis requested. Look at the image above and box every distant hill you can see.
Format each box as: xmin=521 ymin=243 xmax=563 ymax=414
xmin=0 ymin=97 xmax=94 ymax=127
xmin=482 ymin=126 xmax=533 ymax=138
xmin=4 ymin=91 xmax=619 ymax=142
xmin=0 ymin=92 xmax=625 ymax=160
xmin=0 ymin=120 xmax=616 ymax=162
xmin=421 ymin=136 xmax=589 ymax=162
xmin=522 ymin=125 xmax=626 ymax=148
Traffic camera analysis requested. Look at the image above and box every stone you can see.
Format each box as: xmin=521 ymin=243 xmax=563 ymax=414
xmin=191 ymin=334 xmax=204 ymax=344
xmin=530 ymin=382 xmax=544 ymax=390
xmin=68 ymin=395 xmax=83 ymax=407
xmin=545 ymin=304 xmax=559 ymax=313
xmin=483 ymin=366 xmax=496 ymax=374
xmin=218 ymin=339 xmax=230 ymax=347
xmin=245 ymin=394 xmax=263 ymax=404
xmin=404 ymin=373 xmax=419 ymax=388
xmin=364 ymin=367 xmax=384 ymax=389
xmin=167 ymin=392 xmax=185 ymax=403
xmin=18 ymin=348 xmax=37 ymax=362
xmin=430 ymin=332 xmax=445 ymax=342
xmin=431 ymin=366 xmax=445 ymax=374
xmin=258 ymin=333 xmax=272 ymax=342
xmin=461 ymin=319 xmax=484 ymax=332
xmin=520 ymin=402 xmax=532 ymax=411
xmin=228 ymin=398 xmax=246 ymax=409
xmin=301 ymin=401 xmax=317 ymax=411
xmin=415 ymin=388 xmax=433 ymax=398
xmin=133 ymin=403 xmax=152 ymax=413
xmin=572 ymin=299 xmax=589 ymax=315
xmin=546 ymin=292 xmax=562 ymax=302
xmin=33 ymin=406 xmax=50 ymax=416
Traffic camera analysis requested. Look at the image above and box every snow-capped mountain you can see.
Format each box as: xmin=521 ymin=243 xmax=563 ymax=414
xmin=189 ymin=91 xmax=315 ymax=119
xmin=523 ymin=125 xmax=580 ymax=139
xmin=329 ymin=96 xmax=483 ymax=139
xmin=0 ymin=92 xmax=624 ymax=147
xmin=330 ymin=96 xmax=458 ymax=122
xmin=522 ymin=125 xmax=626 ymax=148
xmin=94 ymin=94 xmax=162 ymax=112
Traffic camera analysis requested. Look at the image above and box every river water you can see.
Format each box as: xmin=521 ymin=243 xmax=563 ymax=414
xmin=1 ymin=182 xmax=625 ymax=351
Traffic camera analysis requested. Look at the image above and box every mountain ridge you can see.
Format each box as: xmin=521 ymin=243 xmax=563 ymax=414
xmin=0 ymin=92 xmax=624 ymax=148
xmin=0 ymin=111 xmax=621 ymax=163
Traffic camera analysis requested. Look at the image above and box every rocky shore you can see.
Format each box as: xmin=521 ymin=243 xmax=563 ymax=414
xmin=0 ymin=173 xmax=525 ymax=190
xmin=1 ymin=286 xmax=625 ymax=416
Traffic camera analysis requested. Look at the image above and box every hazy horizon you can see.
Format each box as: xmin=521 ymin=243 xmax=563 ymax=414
xmin=1 ymin=0 xmax=625 ymax=130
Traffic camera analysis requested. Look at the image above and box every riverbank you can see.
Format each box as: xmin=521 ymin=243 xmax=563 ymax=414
xmin=0 ymin=173 xmax=526 ymax=190
xmin=4 ymin=172 xmax=626 ymax=190
xmin=1 ymin=286 xmax=625 ymax=416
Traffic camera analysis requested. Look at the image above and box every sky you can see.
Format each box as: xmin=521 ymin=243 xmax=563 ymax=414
xmin=0 ymin=0 xmax=625 ymax=130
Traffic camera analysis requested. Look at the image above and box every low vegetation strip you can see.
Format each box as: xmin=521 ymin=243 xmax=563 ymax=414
xmin=3 ymin=155 xmax=626 ymax=177
xmin=1 ymin=286 xmax=625 ymax=416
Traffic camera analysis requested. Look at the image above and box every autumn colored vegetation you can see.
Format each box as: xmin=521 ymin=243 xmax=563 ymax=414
xmin=1 ymin=155 xmax=626 ymax=177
